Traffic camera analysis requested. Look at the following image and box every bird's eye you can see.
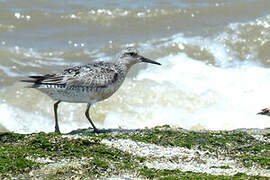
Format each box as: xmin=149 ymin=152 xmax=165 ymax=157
xmin=127 ymin=52 xmax=136 ymax=56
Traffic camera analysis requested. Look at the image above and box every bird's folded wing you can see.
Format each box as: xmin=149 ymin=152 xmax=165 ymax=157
xmin=64 ymin=66 xmax=119 ymax=88
xmin=22 ymin=64 xmax=119 ymax=89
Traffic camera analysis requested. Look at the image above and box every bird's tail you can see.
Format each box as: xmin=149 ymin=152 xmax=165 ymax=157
xmin=20 ymin=76 xmax=46 ymax=88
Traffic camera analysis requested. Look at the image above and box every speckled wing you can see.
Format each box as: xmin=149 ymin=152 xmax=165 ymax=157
xmin=63 ymin=63 xmax=119 ymax=88
xmin=22 ymin=62 xmax=119 ymax=89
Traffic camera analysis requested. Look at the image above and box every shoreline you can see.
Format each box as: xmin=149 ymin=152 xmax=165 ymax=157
xmin=1 ymin=125 xmax=270 ymax=179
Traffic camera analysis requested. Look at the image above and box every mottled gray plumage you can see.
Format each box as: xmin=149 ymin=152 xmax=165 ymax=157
xmin=21 ymin=47 xmax=161 ymax=133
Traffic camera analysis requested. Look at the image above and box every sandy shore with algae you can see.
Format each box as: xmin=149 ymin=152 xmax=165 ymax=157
xmin=1 ymin=125 xmax=270 ymax=179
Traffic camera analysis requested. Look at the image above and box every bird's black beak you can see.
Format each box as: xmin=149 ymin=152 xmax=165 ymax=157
xmin=139 ymin=55 xmax=161 ymax=65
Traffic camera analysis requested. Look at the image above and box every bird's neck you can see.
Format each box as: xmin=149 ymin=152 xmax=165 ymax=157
xmin=118 ymin=60 xmax=137 ymax=70
xmin=115 ymin=61 xmax=135 ymax=78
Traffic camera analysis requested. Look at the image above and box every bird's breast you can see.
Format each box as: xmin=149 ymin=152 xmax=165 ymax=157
xmin=89 ymin=80 xmax=123 ymax=102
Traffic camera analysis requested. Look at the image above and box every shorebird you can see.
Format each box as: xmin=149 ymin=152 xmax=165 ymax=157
xmin=21 ymin=47 xmax=161 ymax=133
xmin=257 ymin=108 xmax=270 ymax=116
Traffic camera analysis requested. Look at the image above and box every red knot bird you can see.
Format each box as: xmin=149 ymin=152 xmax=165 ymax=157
xmin=21 ymin=47 xmax=161 ymax=133
xmin=257 ymin=108 xmax=270 ymax=116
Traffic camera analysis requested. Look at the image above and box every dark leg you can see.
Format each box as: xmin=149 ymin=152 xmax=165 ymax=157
xmin=54 ymin=100 xmax=61 ymax=133
xmin=85 ymin=103 xmax=98 ymax=132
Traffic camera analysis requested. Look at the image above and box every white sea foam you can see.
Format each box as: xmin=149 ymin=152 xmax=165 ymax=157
xmin=102 ymin=20 xmax=270 ymax=130
xmin=102 ymin=52 xmax=270 ymax=130
xmin=2 ymin=15 xmax=270 ymax=133
xmin=3 ymin=57 xmax=270 ymax=133
xmin=3 ymin=46 xmax=270 ymax=133
xmin=0 ymin=103 xmax=50 ymax=133
xmin=0 ymin=102 xmax=95 ymax=133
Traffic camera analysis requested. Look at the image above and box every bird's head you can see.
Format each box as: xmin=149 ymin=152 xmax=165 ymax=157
xmin=117 ymin=47 xmax=161 ymax=68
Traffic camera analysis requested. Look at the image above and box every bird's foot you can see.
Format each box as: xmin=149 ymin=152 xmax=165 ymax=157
xmin=93 ymin=128 xmax=101 ymax=133
xmin=54 ymin=127 xmax=61 ymax=133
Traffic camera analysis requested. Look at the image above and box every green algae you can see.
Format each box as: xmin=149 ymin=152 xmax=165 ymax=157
xmin=111 ymin=126 xmax=270 ymax=169
xmin=139 ymin=168 xmax=268 ymax=180
xmin=0 ymin=132 xmax=140 ymax=178
xmin=0 ymin=133 xmax=38 ymax=176
xmin=1 ymin=126 xmax=270 ymax=179
xmin=112 ymin=126 xmax=254 ymax=150
xmin=0 ymin=145 xmax=36 ymax=175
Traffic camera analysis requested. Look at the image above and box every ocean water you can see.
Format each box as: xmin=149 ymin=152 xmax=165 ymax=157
xmin=1 ymin=0 xmax=270 ymax=133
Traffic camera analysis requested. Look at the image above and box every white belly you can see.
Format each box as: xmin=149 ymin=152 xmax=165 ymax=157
xmin=38 ymin=82 xmax=122 ymax=104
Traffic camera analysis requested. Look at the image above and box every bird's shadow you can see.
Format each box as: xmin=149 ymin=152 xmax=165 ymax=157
xmin=67 ymin=128 xmax=142 ymax=135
